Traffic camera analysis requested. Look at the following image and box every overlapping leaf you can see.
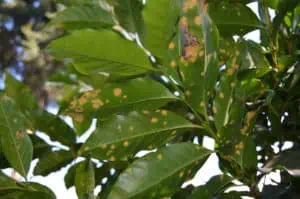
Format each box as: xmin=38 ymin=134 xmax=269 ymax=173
xmin=107 ymin=143 xmax=211 ymax=199
xmin=140 ymin=0 xmax=181 ymax=59
xmin=48 ymin=30 xmax=156 ymax=77
xmin=34 ymin=150 xmax=75 ymax=176
xmin=187 ymin=175 xmax=233 ymax=199
xmin=52 ymin=5 xmax=114 ymax=30
xmin=79 ymin=110 xmax=201 ymax=160
xmin=0 ymin=99 xmax=33 ymax=177
xmin=64 ymin=78 xmax=178 ymax=134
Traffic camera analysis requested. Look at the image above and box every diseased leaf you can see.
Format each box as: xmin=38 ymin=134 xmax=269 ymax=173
xmin=107 ymin=143 xmax=211 ymax=199
xmin=52 ymin=5 xmax=114 ymax=30
xmin=0 ymin=99 xmax=33 ymax=177
xmin=79 ymin=110 xmax=201 ymax=160
xmin=188 ymin=175 xmax=233 ymax=199
xmin=34 ymin=150 xmax=75 ymax=176
xmin=64 ymin=78 xmax=179 ymax=134
xmin=48 ymin=30 xmax=156 ymax=77
xmin=140 ymin=0 xmax=181 ymax=59
xmin=75 ymin=159 xmax=96 ymax=198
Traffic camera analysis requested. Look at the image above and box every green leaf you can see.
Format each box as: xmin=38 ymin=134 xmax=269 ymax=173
xmin=197 ymin=1 xmax=220 ymax=118
xmin=33 ymin=110 xmax=76 ymax=146
xmin=208 ymin=2 xmax=264 ymax=36
xmin=261 ymin=149 xmax=300 ymax=176
xmin=107 ymin=143 xmax=211 ymax=199
xmin=112 ymin=0 xmax=144 ymax=33
xmin=140 ymin=0 xmax=181 ymax=59
xmin=0 ymin=99 xmax=33 ymax=177
xmin=29 ymin=135 xmax=52 ymax=160
xmin=75 ymin=159 xmax=96 ymax=198
xmin=52 ymin=5 xmax=114 ymax=30
xmin=187 ymin=175 xmax=233 ymax=199
xmin=48 ymin=30 xmax=156 ymax=77
xmin=79 ymin=110 xmax=201 ymax=160
xmin=64 ymin=78 xmax=178 ymax=134
xmin=34 ymin=150 xmax=75 ymax=176
xmin=0 ymin=172 xmax=56 ymax=199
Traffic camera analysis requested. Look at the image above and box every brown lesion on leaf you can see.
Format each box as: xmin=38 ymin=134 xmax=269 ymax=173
xmin=194 ymin=16 xmax=201 ymax=25
xmin=170 ymin=60 xmax=177 ymax=68
xmin=240 ymin=111 xmax=257 ymax=135
xmin=151 ymin=117 xmax=158 ymax=123
xmin=16 ymin=131 xmax=24 ymax=139
xmin=169 ymin=42 xmax=175 ymax=49
xmin=113 ymin=88 xmax=122 ymax=97
xmin=69 ymin=112 xmax=84 ymax=123
xmin=91 ymin=99 xmax=104 ymax=109
xmin=183 ymin=0 xmax=197 ymax=13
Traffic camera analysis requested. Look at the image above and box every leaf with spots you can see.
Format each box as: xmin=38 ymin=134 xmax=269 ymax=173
xmin=112 ymin=0 xmax=144 ymax=33
xmin=79 ymin=110 xmax=201 ymax=161
xmin=213 ymin=53 xmax=241 ymax=131
xmin=33 ymin=110 xmax=76 ymax=146
xmin=107 ymin=143 xmax=211 ymax=199
xmin=64 ymin=78 xmax=179 ymax=135
xmin=196 ymin=1 xmax=220 ymax=118
xmin=48 ymin=30 xmax=156 ymax=78
xmin=34 ymin=150 xmax=76 ymax=176
xmin=207 ymin=2 xmax=264 ymax=36
xmin=140 ymin=0 xmax=181 ymax=59
xmin=0 ymin=99 xmax=33 ymax=177
xmin=51 ymin=5 xmax=114 ymax=30
xmin=187 ymin=175 xmax=234 ymax=199
xmin=74 ymin=159 xmax=96 ymax=198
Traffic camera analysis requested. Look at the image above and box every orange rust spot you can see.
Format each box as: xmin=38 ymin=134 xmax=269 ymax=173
xmin=161 ymin=110 xmax=168 ymax=116
xmin=194 ymin=16 xmax=201 ymax=25
xmin=226 ymin=68 xmax=234 ymax=76
xmin=170 ymin=60 xmax=177 ymax=68
xmin=198 ymin=51 xmax=204 ymax=57
xmin=73 ymin=113 xmax=84 ymax=123
xmin=169 ymin=42 xmax=175 ymax=49
xmin=123 ymin=141 xmax=129 ymax=147
xmin=16 ymin=131 xmax=24 ymax=139
xmin=151 ymin=117 xmax=158 ymax=123
xmin=92 ymin=99 xmax=104 ymax=109
xmin=113 ymin=88 xmax=122 ymax=97
xmin=183 ymin=0 xmax=197 ymax=12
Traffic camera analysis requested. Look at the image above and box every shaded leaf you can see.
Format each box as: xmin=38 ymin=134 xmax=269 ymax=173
xmin=75 ymin=159 xmax=96 ymax=198
xmin=33 ymin=110 xmax=76 ymax=146
xmin=80 ymin=110 xmax=201 ymax=160
xmin=261 ymin=149 xmax=300 ymax=176
xmin=34 ymin=150 xmax=75 ymax=176
xmin=0 ymin=99 xmax=33 ymax=177
xmin=188 ymin=175 xmax=233 ymax=199
xmin=29 ymin=135 xmax=52 ymax=160
xmin=107 ymin=143 xmax=211 ymax=199
xmin=52 ymin=5 xmax=114 ymax=30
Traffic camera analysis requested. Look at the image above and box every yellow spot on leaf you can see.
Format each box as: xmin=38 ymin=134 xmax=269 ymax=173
xmin=110 ymin=144 xmax=116 ymax=150
xmin=185 ymin=90 xmax=191 ymax=97
xmin=170 ymin=60 xmax=177 ymax=68
xmin=219 ymin=92 xmax=225 ymax=99
xmin=179 ymin=171 xmax=185 ymax=178
xmin=100 ymin=144 xmax=107 ymax=149
xmin=143 ymin=110 xmax=149 ymax=115
xmin=113 ymin=88 xmax=122 ymax=97
xmin=200 ymin=101 xmax=205 ymax=107
xmin=123 ymin=95 xmax=128 ymax=99
xmin=129 ymin=126 xmax=134 ymax=131
xmin=109 ymin=156 xmax=116 ymax=161
xmin=151 ymin=117 xmax=158 ymax=123
xmin=123 ymin=141 xmax=129 ymax=147
xmin=157 ymin=154 xmax=163 ymax=160
xmin=194 ymin=16 xmax=201 ymax=25
xmin=169 ymin=42 xmax=175 ymax=49
xmin=163 ymin=121 xmax=168 ymax=126
xmin=92 ymin=99 xmax=104 ymax=109
xmin=161 ymin=110 xmax=168 ymax=116
xmin=16 ymin=131 xmax=24 ymax=139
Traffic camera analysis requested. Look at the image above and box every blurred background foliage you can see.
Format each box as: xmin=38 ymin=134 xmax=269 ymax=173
xmin=0 ymin=0 xmax=62 ymax=107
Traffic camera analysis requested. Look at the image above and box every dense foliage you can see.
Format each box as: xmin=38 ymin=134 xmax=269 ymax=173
xmin=1 ymin=0 xmax=300 ymax=198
